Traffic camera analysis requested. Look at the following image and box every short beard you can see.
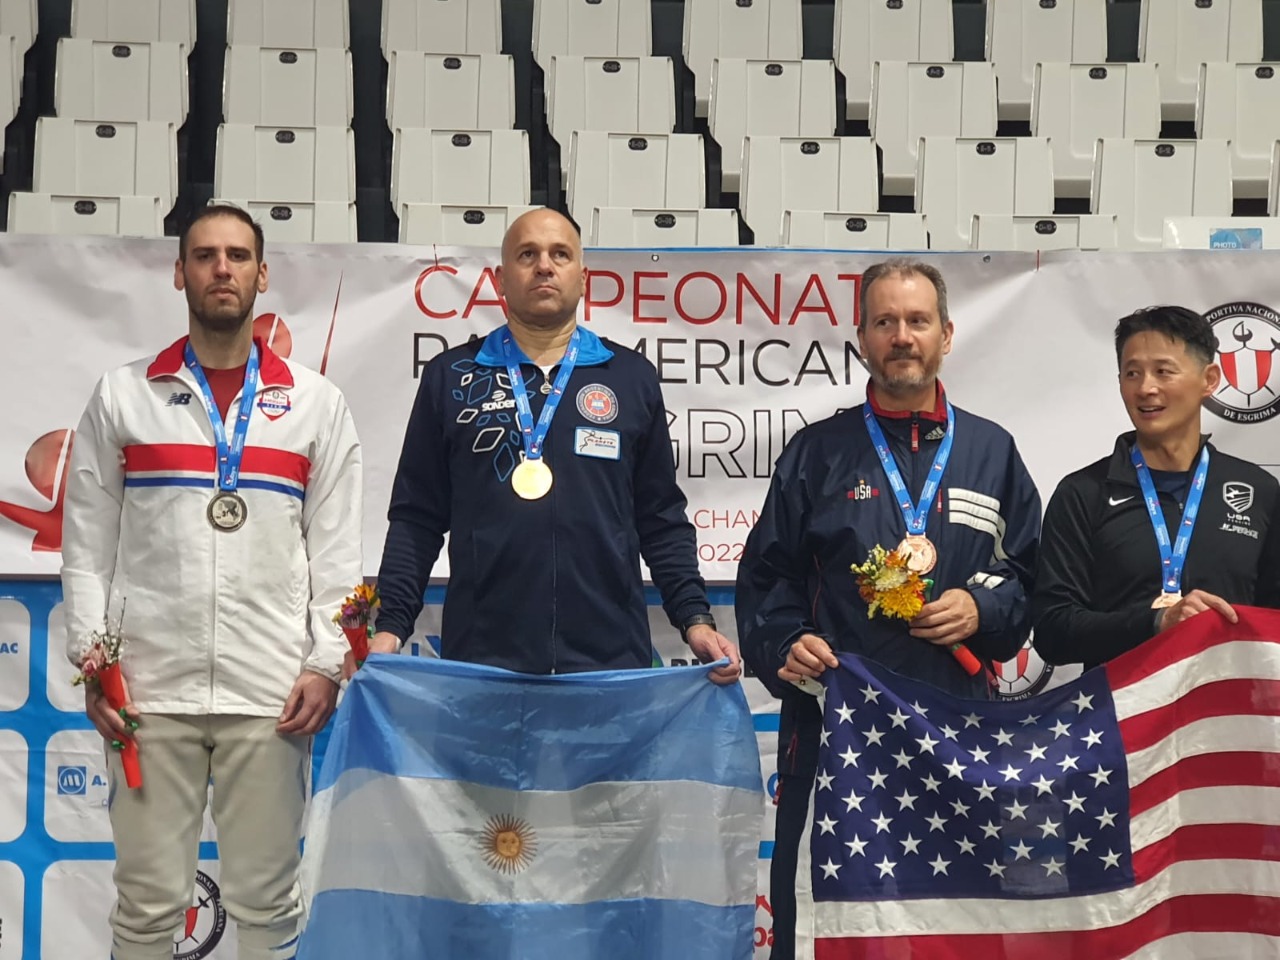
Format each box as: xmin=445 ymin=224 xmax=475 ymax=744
xmin=190 ymin=294 xmax=255 ymax=337
xmin=868 ymin=356 xmax=942 ymax=398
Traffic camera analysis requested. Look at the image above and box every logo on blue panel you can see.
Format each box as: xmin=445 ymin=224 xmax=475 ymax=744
xmin=56 ymin=766 xmax=86 ymax=796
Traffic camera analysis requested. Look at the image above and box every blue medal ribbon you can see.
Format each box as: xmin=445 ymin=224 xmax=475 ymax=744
xmin=862 ymin=401 xmax=955 ymax=537
xmin=184 ymin=341 xmax=259 ymax=491
xmin=503 ymin=327 xmax=581 ymax=461
xmin=1130 ymin=443 xmax=1210 ymax=597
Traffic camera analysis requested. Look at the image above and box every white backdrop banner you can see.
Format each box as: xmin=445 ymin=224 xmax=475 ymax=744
xmin=1 ymin=237 xmax=1278 ymax=580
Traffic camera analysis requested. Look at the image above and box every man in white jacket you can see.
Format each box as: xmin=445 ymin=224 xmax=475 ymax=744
xmin=60 ymin=204 xmax=363 ymax=960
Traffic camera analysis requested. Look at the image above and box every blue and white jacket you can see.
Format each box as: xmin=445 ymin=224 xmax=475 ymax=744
xmin=376 ymin=325 xmax=711 ymax=674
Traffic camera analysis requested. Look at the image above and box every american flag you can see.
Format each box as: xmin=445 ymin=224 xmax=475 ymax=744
xmin=797 ymin=607 xmax=1280 ymax=960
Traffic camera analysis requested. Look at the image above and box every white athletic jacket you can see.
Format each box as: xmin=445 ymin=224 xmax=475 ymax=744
xmin=61 ymin=336 xmax=363 ymax=716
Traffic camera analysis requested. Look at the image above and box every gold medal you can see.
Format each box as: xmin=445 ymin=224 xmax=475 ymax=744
xmin=511 ymin=458 xmax=553 ymax=500
xmin=1151 ymin=591 xmax=1182 ymax=609
xmin=898 ymin=535 xmax=937 ymax=575
xmin=207 ymin=491 xmax=247 ymax=532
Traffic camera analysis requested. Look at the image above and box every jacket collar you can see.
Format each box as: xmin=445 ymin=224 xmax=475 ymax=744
xmin=866 ymin=381 xmax=948 ymax=423
xmin=474 ymin=323 xmax=614 ymax=368
xmin=1105 ymin=431 xmax=1214 ymax=486
xmin=147 ymin=335 xmax=294 ymax=389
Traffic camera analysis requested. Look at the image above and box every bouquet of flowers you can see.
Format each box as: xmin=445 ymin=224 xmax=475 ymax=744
xmin=334 ymin=582 xmax=379 ymax=667
xmin=851 ymin=545 xmax=927 ymax=621
xmin=73 ymin=609 xmax=142 ymax=789
xmin=851 ymin=545 xmax=982 ymax=676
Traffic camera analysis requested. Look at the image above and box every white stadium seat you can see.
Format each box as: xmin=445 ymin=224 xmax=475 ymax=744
xmin=782 ymin=211 xmax=928 ymax=250
xmin=566 ymin=130 xmax=705 ymax=225
xmin=547 ymin=55 xmax=674 ymax=150
xmin=227 ymin=0 xmax=348 ymax=49
xmin=213 ymin=199 xmax=357 ymax=243
xmin=382 ymin=0 xmax=502 ymax=57
xmin=391 ymin=128 xmax=530 ymax=209
xmin=1 ymin=0 xmax=37 ymax=52
xmin=1031 ymin=62 xmax=1161 ymax=200
xmin=872 ymin=60 xmax=997 ymax=197
xmin=71 ymin=0 xmax=194 ymax=46
xmin=1163 ymin=215 xmax=1280 ymax=249
xmin=915 ymin=136 xmax=1055 ymax=250
xmin=0 ymin=33 xmax=17 ymax=134
xmin=1197 ymin=62 xmax=1280 ymax=201
xmin=6 ymin=192 xmax=164 ymax=236
xmin=33 ymin=117 xmax=178 ymax=211
xmin=1274 ymin=141 xmax=1280 ymax=216
xmin=532 ymin=0 xmax=651 ymax=74
xmin=55 ymin=38 xmax=189 ymax=124
xmin=1138 ymin=0 xmax=1263 ymax=122
xmin=970 ymin=213 xmax=1118 ymax=251
xmin=223 ymin=46 xmax=352 ymax=127
xmin=1091 ymin=138 xmax=1234 ymax=249
xmin=388 ymin=51 xmax=514 ymax=132
xmin=740 ymin=135 xmax=878 ymax=246
xmin=985 ymin=0 xmax=1107 ymax=122
xmin=398 ymin=202 xmax=537 ymax=244
xmin=683 ymin=0 xmax=801 ymax=119
xmin=215 ymin=124 xmax=355 ymax=203
xmin=833 ymin=0 xmax=953 ymax=123
xmin=589 ymin=206 xmax=739 ymax=247
xmin=709 ymin=58 xmax=837 ymax=194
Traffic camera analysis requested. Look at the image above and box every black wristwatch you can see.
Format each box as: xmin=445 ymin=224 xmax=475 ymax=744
xmin=680 ymin=613 xmax=718 ymax=644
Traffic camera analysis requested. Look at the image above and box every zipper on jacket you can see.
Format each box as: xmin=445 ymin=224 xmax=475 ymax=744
xmin=911 ymin=415 xmax=919 ymax=453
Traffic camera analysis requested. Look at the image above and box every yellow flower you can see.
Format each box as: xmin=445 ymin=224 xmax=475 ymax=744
xmin=879 ymin=584 xmax=925 ymax=621
xmin=851 ymin=544 xmax=926 ymax=622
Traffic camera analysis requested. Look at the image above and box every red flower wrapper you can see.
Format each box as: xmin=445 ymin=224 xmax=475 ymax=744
xmin=334 ymin=583 xmax=379 ymax=668
xmin=341 ymin=622 xmax=370 ymax=663
xmin=96 ymin=663 xmax=142 ymax=789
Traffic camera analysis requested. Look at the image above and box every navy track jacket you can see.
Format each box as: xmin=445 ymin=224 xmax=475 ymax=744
xmin=375 ymin=325 xmax=711 ymax=674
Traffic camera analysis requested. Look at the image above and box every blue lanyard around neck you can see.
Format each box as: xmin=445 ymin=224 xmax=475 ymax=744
xmin=862 ymin=401 xmax=955 ymax=536
xmin=184 ymin=341 xmax=259 ymax=491
xmin=502 ymin=328 xmax=580 ymax=461
xmin=1130 ymin=443 xmax=1210 ymax=595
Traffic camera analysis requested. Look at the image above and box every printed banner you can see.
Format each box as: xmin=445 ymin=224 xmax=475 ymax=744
xmin=1 ymin=238 xmax=1278 ymax=580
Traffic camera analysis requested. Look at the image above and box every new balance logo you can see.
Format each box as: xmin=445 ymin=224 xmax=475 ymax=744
xmin=166 ymin=392 xmax=193 ymax=406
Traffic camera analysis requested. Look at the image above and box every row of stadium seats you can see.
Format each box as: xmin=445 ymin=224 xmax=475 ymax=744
xmin=1 ymin=0 xmax=1279 ymax=248
xmin=14 ymin=119 xmax=1278 ymax=249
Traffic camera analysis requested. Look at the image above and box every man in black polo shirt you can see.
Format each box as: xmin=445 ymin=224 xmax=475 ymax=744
xmin=1033 ymin=305 xmax=1280 ymax=668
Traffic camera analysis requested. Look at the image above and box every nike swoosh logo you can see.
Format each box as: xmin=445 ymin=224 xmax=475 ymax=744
xmin=1109 ymin=496 xmax=1134 ymax=506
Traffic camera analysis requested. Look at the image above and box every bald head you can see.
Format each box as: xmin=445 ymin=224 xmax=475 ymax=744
xmin=496 ymin=207 xmax=587 ymax=330
xmin=501 ymin=208 xmax=582 ymax=262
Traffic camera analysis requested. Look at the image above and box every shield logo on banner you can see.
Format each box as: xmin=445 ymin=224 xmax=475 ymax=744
xmin=993 ymin=638 xmax=1054 ymax=700
xmin=1203 ymin=302 xmax=1280 ymax=424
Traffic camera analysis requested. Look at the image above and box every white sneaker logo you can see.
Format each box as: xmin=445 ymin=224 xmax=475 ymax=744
xmin=1109 ymin=495 xmax=1134 ymax=506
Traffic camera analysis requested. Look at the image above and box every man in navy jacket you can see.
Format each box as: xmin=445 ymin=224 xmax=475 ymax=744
xmin=365 ymin=208 xmax=740 ymax=681
xmin=736 ymin=258 xmax=1040 ymax=958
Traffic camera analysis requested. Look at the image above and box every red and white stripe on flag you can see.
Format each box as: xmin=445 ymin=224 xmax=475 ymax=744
xmin=797 ymin=607 xmax=1280 ymax=960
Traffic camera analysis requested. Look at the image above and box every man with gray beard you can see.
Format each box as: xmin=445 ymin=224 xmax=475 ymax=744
xmin=736 ymin=258 xmax=1041 ymax=958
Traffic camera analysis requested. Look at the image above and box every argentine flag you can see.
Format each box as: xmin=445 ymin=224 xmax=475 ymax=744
xmin=299 ymin=655 xmax=763 ymax=959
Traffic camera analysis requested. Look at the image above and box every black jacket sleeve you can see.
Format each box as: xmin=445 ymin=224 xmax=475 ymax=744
xmin=375 ymin=365 xmax=450 ymax=640
xmin=633 ymin=379 xmax=710 ymax=629
xmin=1031 ymin=474 xmax=1155 ymax=666
xmin=735 ymin=440 xmax=820 ymax=700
